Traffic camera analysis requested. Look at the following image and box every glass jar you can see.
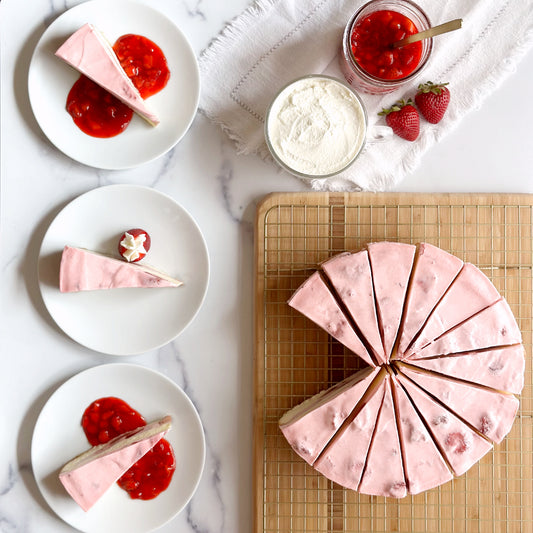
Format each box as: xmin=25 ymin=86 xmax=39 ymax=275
xmin=340 ymin=0 xmax=433 ymax=94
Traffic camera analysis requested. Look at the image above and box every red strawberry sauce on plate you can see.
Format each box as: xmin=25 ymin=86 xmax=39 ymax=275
xmin=350 ymin=10 xmax=422 ymax=80
xmin=65 ymin=34 xmax=170 ymax=138
xmin=81 ymin=396 xmax=176 ymax=500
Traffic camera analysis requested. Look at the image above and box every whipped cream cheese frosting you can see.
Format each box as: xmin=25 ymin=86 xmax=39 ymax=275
xmin=266 ymin=76 xmax=366 ymax=176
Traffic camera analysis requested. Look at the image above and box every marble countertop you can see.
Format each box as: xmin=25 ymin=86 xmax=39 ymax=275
xmin=1 ymin=1 xmax=532 ymax=532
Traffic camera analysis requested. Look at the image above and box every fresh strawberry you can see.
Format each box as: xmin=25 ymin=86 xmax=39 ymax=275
xmin=118 ymin=228 xmax=151 ymax=262
xmin=415 ymin=81 xmax=450 ymax=124
xmin=378 ymin=99 xmax=419 ymax=141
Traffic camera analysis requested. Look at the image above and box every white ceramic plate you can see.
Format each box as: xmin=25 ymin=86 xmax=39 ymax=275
xmin=28 ymin=0 xmax=200 ymax=169
xmin=38 ymin=184 xmax=209 ymax=355
xmin=32 ymin=363 xmax=206 ymax=533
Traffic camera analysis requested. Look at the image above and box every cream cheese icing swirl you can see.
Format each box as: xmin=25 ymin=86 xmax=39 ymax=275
xmin=266 ymin=76 xmax=367 ymax=177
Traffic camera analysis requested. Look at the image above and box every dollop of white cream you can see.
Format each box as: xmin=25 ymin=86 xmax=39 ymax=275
xmin=120 ymin=232 xmax=147 ymax=262
xmin=267 ymin=77 xmax=366 ymax=176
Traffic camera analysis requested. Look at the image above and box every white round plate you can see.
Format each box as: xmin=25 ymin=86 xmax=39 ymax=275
xmin=38 ymin=184 xmax=209 ymax=355
xmin=28 ymin=0 xmax=200 ymax=169
xmin=31 ymin=363 xmax=206 ymax=533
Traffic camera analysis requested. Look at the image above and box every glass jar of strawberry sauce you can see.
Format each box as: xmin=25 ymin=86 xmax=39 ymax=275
xmin=340 ymin=0 xmax=432 ymax=94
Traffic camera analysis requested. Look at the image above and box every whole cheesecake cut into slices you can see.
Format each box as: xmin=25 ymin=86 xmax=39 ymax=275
xmin=390 ymin=375 xmax=452 ymax=495
xmin=407 ymin=298 xmax=522 ymax=360
xmin=59 ymin=246 xmax=183 ymax=292
xmin=367 ymin=242 xmax=416 ymax=361
xmin=395 ymin=243 xmax=463 ymax=358
xmin=408 ymin=345 xmax=525 ymax=395
xmin=399 ymin=365 xmax=519 ymax=443
xmin=55 ymin=23 xmax=159 ymax=126
xmin=321 ymin=251 xmax=386 ymax=365
xmin=59 ymin=415 xmax=171 ymax=511
xmin=279 ymin=366 xmax=379 ymax=465
xmin=288 ymin=271 xmax=375 ymax=367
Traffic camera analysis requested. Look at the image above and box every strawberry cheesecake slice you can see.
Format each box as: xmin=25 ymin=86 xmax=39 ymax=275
xmin=358 ymin=376 xmax=407 ymax=498
xmin=55 ymin=23 xmax=159 ymax=125
xmin=408 ymin=345 xmax=525 ymax=395
xmin=398 ymin=365 xmax=519 ymax=444
xmin=322 ymin=251 xmax=386 ymax=365
xmin=288 ymin=271 xmax=375 ymax=367
xmin=279 ymin=366 xmax=380 ymax=465
xmin=404 ymin=263 xmax=501 ymax=357
xmin=395 ymin=372 xmax=493 ymax=477
xmin=391 ymin=375 xmax=452 ymax=494
xmin=367 ymin=242 xmax=416 ymax=360
xmin=59 ymin=415 xmax=171 ymax=511
xmin=59 ymin=246 xmax=182 ymax=292
xmin=313 ymin=372 xmax=386 ymax=490
xmin=395 ymin=243 xmax=463 ymax=358
xmin=407 ymin=299 xmax=522 ymax=360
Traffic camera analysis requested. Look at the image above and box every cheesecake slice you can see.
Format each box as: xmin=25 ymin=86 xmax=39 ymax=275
xmin=288 ymin=271 xmax=375 ymax=367
xmin=322 ymin=251 xmax=386 ymax=365
xmin=59 ymin=246 xmax=182 ymax=292
xmin=59 ymin=415 xmax=172 ymax=511
xmin=399 ymin=365 xmax=519 ymax=444
xmin=367 ymin=242 xmax=416 ymax=360
xmin=279 ymin=366 xmax=379 ymax=465
xmin=395 ymin=243 xmax=463 ymax=358
xmin=407 ymin=299 xmax=522 ymax=360
xmin=55 ymin=23 xmax=159 ymax=125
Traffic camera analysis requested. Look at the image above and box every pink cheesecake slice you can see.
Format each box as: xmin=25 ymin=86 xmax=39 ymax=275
xmin=59 ymin=246 xmax=183 ymax=292
xmin=59 ymin=415 xmax=171 ymax=511
xmin=367 ymin=242 xmax=416 ymax=360
xmin=313 ymin=372 xmax=386 ymax=490
xmin=390 ymin=375 xmax=452 ymax=494
xmin=408 ymin=345 xmax=525 ymax=395
xmin=395 ymin=373 xmax=492 ymax=477
xmin=55 ymin=23 xmax=159 ymax=125
xmin=279 ymin=366 xmax=380 ymax=465
xmin=404 ymin=263 xmax=501 ymax=357
xmin=288 ymin=271 xmax=375 ymax=367
xmin=322 ymin=251 xmax=386 ymax=365
xmin=395 ymin=243 xmax=463 ymax=358
xmin=358 ymin=376 xmax=407 ymax=498
xmin=407 ymin=299 xmax=522 ymax=360
xmin=399 ymin=365 xmax=519 ymax=444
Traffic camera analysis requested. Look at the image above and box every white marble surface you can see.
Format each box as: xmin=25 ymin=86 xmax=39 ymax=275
xmin=0 ymin=1 xmax=532 ymax=532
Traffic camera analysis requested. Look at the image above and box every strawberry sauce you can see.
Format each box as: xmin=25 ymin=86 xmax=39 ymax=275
xmin=81 ymin=397 xmax=176 ymax=500
xmin=65 ymin=34 xmax=169 ymax=138
xmin=350 ymin=10 xmax=422 ymax=80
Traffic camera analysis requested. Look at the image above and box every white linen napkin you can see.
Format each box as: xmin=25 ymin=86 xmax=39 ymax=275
xmin=199 ymin=0 xmax=533 ymax=191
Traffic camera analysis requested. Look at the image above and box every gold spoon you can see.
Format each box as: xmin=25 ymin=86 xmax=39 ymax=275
xmin=391 ymin=18 xmax=463 ymax=49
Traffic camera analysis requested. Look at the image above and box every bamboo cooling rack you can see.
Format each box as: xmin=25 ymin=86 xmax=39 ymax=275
xmin=253 ymin=192 xmax=533 ymax=533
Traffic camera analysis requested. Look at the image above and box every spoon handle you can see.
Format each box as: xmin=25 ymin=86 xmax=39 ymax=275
xmin=391 ymin=18 xmax=462 ymax=49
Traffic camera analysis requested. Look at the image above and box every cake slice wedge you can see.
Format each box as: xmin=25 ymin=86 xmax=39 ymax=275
xmin=59 ymin=415 xmax=171 ymax=511
xmin=408 ymin=345 xmax=525 ymax=395
xmin=279 ymin=366 xmax=380 ymax=465
xmin=403 ymin=263 xmax=501 ymax=357
xmin=367 ymin=242 xmax=416 ymax=361
xmin=390 ymin=375 xmax=453 ymax=494
xmin=398 ymin=365 xmax=519 ymax=444
xmin=288 ymin=271 xmax=375 ymax=367
xmin=406 ymin=299 xmax=522 ymax=360
xmin=55 ymin=23 xmax=159 ymax=125
xmin=395 ymin=243 xmax=463 ymax=358
xmin=313 ymin=371 xmax=386 ymax=490
xmin=59 ymin=246 xmax=183 ymax=292
xmin=395 ymin=373 xmax=493 ymax=477
xmin=322 ymin=251 xmax=386 ymax=365
xmin=358 ymin=376 xmax=407 ymax=498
